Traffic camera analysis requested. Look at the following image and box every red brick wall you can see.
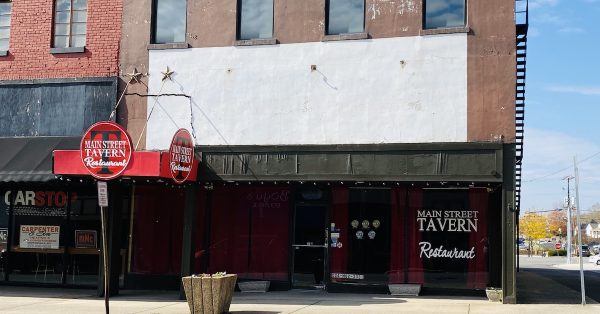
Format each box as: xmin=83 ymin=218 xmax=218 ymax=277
xmin=0 ymin=0 xmax=122 ymax=80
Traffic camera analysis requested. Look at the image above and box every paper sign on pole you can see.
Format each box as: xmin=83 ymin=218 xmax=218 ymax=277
xmin=97 ymin=181 xmax=108 ymax=207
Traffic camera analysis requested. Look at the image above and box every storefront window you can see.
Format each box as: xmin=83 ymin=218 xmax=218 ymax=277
xmin=330 ymin=188 xmax=391 ymax=285
xmin=0 ymin=190 xmax=8 ymax=279
xmin=6 ymin=189 xmax=70 ymax=284
xmin=207 ymin=186 xmax=290 ymax=281
xmin=131 ymin=186 xmax=184 ymax=275
xmin=409 ymin=188 xmax=489 ymax=289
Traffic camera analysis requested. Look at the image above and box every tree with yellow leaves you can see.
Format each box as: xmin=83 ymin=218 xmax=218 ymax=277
xmin=520 ymin=212 xmax=549 ymax=256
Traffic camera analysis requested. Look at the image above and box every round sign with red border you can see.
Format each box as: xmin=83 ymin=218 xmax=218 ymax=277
xmin=80 ymin=121 xmax=133 ymax=180
xmin=555 ymin=242 xmax=561 ymax=250
xmin=168 ymin=128 xmax=194 ymax=184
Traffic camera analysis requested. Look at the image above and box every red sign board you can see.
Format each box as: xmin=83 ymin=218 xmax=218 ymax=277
xmin=555 ymin=243 xmax=561 ymax=249
xmin=80 ymin=121 xmax=133 ymax=180
xmin=75 ymin=230 xmax=97 ymax=248
xmin=168 ymin=128 xmax=194 ymax=184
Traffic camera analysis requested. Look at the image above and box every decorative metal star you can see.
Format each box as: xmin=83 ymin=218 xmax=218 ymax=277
xmin=126 ymin=68 xmax=143 ymax=83
xmin=161 ymin=66 xmax=174 ymax=81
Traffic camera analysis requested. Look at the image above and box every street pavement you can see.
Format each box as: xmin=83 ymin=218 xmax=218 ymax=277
xmin=1 ymin=257 xmax=599 ymax=313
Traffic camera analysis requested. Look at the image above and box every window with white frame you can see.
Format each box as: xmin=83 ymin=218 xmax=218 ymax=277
xmin=424 ymin=0 xmax=466 ymax=29
xmin=0 ymin=1 xmax=11 ymax=51
xmin=53 ymin=0 xmax=88 ymax=48
xmin=327 ymin=0 xmax=364 ymax=35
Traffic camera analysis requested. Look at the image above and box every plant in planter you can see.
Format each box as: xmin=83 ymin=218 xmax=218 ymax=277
xmin=182 ymin=272 xmax=237 ymax=314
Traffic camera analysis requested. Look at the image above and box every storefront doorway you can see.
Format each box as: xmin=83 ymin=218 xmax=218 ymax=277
xmin=292 ymin=204 xmax=327 ymax=289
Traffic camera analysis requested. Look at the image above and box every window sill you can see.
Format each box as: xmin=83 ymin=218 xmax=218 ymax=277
xmin=322 ymin=32 xmax=368 ymax=42
xmin=147 ymin=42 xmax=190 ymax=50
xmin=234 ymin=38 xmax=278 ymax=46
xmin=50 ymin=47 xmax=86 ymax=54
xmin=0 ymin=50 xmax=7 ymax=57
xmin=420 ymin=26 xmax=471 ymax=36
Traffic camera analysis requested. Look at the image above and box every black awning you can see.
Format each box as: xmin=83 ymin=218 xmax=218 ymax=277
xmin=0 ymin=137 xmax=80 ymax=182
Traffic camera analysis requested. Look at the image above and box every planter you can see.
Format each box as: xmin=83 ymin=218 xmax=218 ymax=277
xmin=182 ymin=274 xmax=237 ymax=314
xmin=388 ymin=284 xmax=421 ymax=296
xmin=238 ymin=280 xmax=270 ymax=292
xmin=485 ymin=287 xmax=503 ymax=302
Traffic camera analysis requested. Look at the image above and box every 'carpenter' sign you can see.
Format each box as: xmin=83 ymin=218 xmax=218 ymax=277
xmin=80 ymin=121 xmax=133 ymax=180
xmin=19 ymin=225 xmax=60 ymax=249
xmin=168 ymin=128 xmax=194 ymax=184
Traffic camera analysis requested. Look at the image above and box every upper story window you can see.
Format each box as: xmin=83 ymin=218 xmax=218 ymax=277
xmin=326 ymin=0 xmax=364 ymax=35
xmin=424 ymin=0 xmax=466 ymax=29
xmin=152 ymin=0 xmax=187 ymax=44
xmin=237 ymin=0 xmax=273 ymax=40
xmin=0 ymin=1 xmax=12 ymax=52
xmin=53 ymin=0 xmax=87 ymax=48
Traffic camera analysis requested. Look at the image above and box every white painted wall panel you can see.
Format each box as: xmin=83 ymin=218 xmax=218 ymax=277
xmin=146 ymin=35 xmax=467 ymax=149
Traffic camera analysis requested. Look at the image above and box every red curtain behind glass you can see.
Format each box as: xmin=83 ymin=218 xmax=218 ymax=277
xmin=330 ymin=187 xmax=349 ymax=277
xmin=207 ymin=186 xmax=290 ymax=280
xmin=467 ymin=188 xmax=489 ymax=289
xmin=389 ymin=186 xmax=407 ymax=284
xmin=131 ymin=186 xmax=184 ymax=275
xmin=407 ymin=188 xmax=424 ymax=284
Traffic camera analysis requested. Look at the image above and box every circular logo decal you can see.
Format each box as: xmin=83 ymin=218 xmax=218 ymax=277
xmin=372 ymin=220 xmax=381 ymax=229
xmin=80 ymin=121 xmax=132 ymax=180
xmin=361 ymin=220 xmax=370 ymax=229
xmin=351 ymin=220 xmax=359 ymax=229
xmin=168 ymin=128 xmax=194 ymax=184
xmin=368 ymin=230 xmax=376 ymax=239
xmin=356 ymin=230 xmax=364 ymax=240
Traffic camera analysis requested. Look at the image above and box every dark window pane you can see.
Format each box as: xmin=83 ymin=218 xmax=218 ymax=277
xmin=0 ymin=2 xmax=11 ymax=15
xmin=424 ymin=0 xmax=465 ymax=29
xmin=72 ymin=34 xmax=86 ymax=47
xmin=56 ymin=0 xmax=71 ymax=11
xmin=56 ymin=11 xmax=70 ymax=23
xmin=73 ymin=10 xmax=87 ymax=23
xmin=0 ymin=15 xmax=9 ymax=27
xmin=72 ymin=22 xmax=87 ymax=35
xmin=239 ymin=0 xmax=273 ymax=40
xmin=55 ymin=23 xmax=70 ymax=36
xmin=54 ymin=35 xmax=68 ymax=48
xmin=73 ymin=0 xmax=87 ymax=10
xmin=328 ymin=0 xmax=364 ymax=35
xmin=154 ymin=0 xmax=187 ymax=44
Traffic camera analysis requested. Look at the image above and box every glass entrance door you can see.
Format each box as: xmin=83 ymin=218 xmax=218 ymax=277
xmin=292 ymin=205 xmax=327 ymax=288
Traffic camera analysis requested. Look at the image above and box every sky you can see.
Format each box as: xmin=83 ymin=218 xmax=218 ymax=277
xmin=520 ymin=0 xmax=600 ymax=213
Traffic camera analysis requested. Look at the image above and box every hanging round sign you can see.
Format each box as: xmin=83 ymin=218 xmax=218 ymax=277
xmin=168 ymin=128 xmax=194 ymax=184
xmin=80 ymin=121 xmax=133 ymax=180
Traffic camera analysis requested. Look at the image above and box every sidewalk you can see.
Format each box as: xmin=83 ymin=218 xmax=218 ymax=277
xmin=1 ymin=286 xmax=599 ymax=314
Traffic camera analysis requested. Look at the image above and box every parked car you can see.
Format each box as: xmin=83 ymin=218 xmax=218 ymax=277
xmin=589 ymin=254 xmax=600 ymax=265
xmin=577 ymin=245 xmax=591 ymax=257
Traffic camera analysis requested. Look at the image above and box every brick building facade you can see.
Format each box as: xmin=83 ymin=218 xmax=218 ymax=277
xmin=0 ymin=0 xmax=123 ymax=292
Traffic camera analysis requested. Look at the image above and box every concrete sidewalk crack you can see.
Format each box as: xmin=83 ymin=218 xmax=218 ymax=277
xmin=289 ymin=300 xmax=322 ymax=313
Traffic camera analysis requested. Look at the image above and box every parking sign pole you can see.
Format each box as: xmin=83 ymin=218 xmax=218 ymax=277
xmin=574 ymin=156 xmax=586 ymax=305
xmin=97 ymin=181 xmax=110 ymax=314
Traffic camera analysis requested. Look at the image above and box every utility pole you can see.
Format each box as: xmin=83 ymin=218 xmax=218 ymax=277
xmin=574 ymin=156 xmax=586 ymax=305
xmin=563 ymin=175 xmax=574 ymax=264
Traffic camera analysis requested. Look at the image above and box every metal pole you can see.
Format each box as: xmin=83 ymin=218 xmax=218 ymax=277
xmin=100 ymin=205 xmax=110 ymax=314
xmin=564 ymin=176 xmax=573 ymax=264
xmin=574 ymin=156 xmax=586 ymax=305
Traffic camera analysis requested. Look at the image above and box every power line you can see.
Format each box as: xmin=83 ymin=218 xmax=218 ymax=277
xmin=524 ymin=151 xmax=600 ymax=183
